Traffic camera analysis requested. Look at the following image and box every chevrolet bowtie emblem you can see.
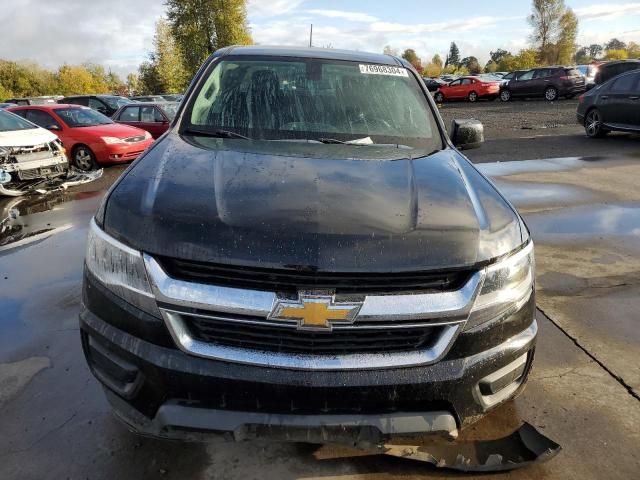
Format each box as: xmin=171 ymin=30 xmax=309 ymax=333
xmin=269 ymin=295 xmax=361 ymax=330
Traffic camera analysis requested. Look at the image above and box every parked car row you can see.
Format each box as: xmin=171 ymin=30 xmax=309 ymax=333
xmin=427 ymin=60 xmax=640 ymax=104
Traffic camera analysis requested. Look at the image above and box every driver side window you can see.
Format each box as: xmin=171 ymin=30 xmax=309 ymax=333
xmin=518 ymin=70 xmax=535 ymax=81
xmin=25 ymin=110 xmax=61 ymax=130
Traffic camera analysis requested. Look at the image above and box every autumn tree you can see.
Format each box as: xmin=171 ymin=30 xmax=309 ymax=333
xmin=56 ymin=65 xmax=100 ymax=96
xmin=166 ymin=0 xmax=252 ymax=76
xmin=528 ymin=0 xmax=566 ymax=63
xmin=432 ymin=54 xmax=443 ymax=68
xmin=401 ymin=49 xmax=422 ymax=72
xmin=554 ymin=8 xmax=578 ymax=64
xmin=605 ymin=49 xmax=629 ymax=60
xmin=153 ymin=19 xmax=188 ymax=92
xmin=484 ymin=61 xmax=498 ymax=73
xmin=498 ymin=49 xmax=538 ymax=71
xmin=126 ymin=73 xmax=139 ymax=95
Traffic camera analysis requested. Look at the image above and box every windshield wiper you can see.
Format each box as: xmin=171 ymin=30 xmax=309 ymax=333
xmin=183 ymin=127 xmax=250 ymax=140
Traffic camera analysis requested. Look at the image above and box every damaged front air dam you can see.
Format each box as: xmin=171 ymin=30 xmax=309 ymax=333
xmin=379 ymin=423 xmax=560 ymax=472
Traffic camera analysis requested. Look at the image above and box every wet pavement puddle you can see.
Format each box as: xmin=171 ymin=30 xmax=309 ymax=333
xmin=0 ymin=189 xmax=104 ymax=360
xmin=526 ymin=203 xmax=640 ymax=239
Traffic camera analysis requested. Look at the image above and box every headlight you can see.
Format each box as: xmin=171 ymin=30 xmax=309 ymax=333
xmin=85 ymin=219 xmax=160 ymax=317
xmin=0 ymin=146 xmax=10 ymax=164
xmin=464 ymin=241 xmax=534 ymax=331
xmin=101 ymin=136 xmax=126 ymax=144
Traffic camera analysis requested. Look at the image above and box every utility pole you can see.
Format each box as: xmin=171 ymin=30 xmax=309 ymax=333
xmin=309 ymin=24 xmax=313 ymax=47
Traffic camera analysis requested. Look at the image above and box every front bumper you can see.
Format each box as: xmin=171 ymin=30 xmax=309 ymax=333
xmin=92 ymin=139 xmax=154 ymax=164
xmin=80 ymin=271 xmax=537 ymax=441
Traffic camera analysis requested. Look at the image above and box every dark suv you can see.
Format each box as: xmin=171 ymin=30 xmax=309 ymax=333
xmin=500 ymin=66 xmax=586 ymax=101
xmin=58 ymin=95 xmax=133 ymax=117
xmin=595 ymin=60 xmax=640 ymax=85
xmin=80 ymin=46 xmax=536 ymax=443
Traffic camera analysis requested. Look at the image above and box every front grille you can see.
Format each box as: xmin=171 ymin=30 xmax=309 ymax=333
xmin=185 ymin=314 xmax=441 ymax=354
xmin=158 ymin=257 xmax=473 ymax=294
xmin=8 ymin=143 xmax=56 ymax=163
xmin=17 ymin=163 xmax=66 ymax=180
xmin=124 ymin=135 xmax=145 ymax=143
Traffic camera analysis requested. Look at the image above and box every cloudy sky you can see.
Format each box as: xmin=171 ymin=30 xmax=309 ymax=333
xmin=1 ymin=0 xmax=639 ymax=77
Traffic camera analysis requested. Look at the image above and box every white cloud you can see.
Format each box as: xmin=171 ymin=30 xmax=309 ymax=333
xmin=306 ymin=9 xmax=379 ymax=23
xmin=0 ymin=0 xmax=164 ymax=77
xmin=248 ymin=0 xmax=306 ymax=18
xmin=575 ymin=3 xmax=640 ymax=20
xmin=370 ymin=16 xmax=501 ymax=34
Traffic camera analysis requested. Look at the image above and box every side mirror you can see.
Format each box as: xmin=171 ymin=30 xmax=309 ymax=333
xmin=47 ymin=124 xmax=61 ymax=131
xmin=450 ymin=119 xmax=484 ymax=150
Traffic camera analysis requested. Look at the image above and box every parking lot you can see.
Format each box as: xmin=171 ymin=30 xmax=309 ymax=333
xmin=439 ymin=99 xmax=640 ymax=162
xmin=1 ymin=100 xmax=640 ymax=479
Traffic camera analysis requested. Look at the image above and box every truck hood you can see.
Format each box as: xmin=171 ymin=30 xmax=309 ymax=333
xmin=104 ymin=134 xmax=524 ymax=272
xmin=0 ymin=127 xmax=58 ymax=147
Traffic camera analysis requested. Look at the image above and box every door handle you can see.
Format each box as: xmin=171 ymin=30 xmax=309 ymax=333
xmin=630 ymin=96 xmax=639 ymax=100
xmin=601 ymin=95 xmax=609 ymax=100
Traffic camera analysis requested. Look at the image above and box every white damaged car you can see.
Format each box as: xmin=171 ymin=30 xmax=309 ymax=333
xmin=0 ymin=109 xmax=69 ymax=196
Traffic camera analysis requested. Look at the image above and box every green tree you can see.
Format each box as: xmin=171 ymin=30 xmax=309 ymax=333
xmin=605 ymin=38 xmax=626 ymax=51
xmin=528 ymin=0 xmax=566 ymax=63
xmin=499 ymin=49 xmax=538 ymax=71
xmin=445 ymin=42 xmax=460 ymax=67
xmin=490 ymin=48 xmax=511 ymax=64
xmin=484 ymin=60 xmax=498 ymax=73
xmin=460 ymin=56 xmax=481 ymax=74
xmin=401 ymin=49 xmax=422 ymax=72
xmin=126 ymin=73 xmax=139 ymax=95
xmin=575 ymin=47 xmax=590 ymax=64
xmin=166 ymin=0 xmax=252 ymax=76
xmin=588 ymin=43 xmax=603 ymax=58
xmin=152 ymin=19 xmax=189 ymax=92
xmin=137 ymin=61 xmax=162 ymax=95
xmin=554 ymin=8 xmax=578 ymax=64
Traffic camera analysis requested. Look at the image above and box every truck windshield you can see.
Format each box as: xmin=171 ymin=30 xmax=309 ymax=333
xmin=185 ymin=57 xmax=442 ymax=154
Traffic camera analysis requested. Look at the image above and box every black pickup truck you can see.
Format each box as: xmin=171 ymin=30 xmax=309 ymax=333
xmin=80 ymin=46 xmax=536 ymax=443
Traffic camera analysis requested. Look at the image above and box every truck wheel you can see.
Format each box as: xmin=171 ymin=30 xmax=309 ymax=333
xmin=73 ymin=145 xmax=98 ymax=171
xmin=545 ymin=86 xmax=558 ymax=101
xmin=468 ymin=91 xmax=478 ymax=102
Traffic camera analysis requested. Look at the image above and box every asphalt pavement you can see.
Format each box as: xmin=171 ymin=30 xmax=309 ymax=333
xmin=1 ymin=123 xmax=639 ymax=479
xmin=439 ymin=98 xmax=640 ymax=162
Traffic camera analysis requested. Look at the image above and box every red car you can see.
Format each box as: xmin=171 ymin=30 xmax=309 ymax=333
xmin=434 ymin=76 xmax=500 ymax=103
xmin=112 ymin=102 xmax=178 ymax=139
xmin=8 ymin=104 xmax=153 ymax=170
